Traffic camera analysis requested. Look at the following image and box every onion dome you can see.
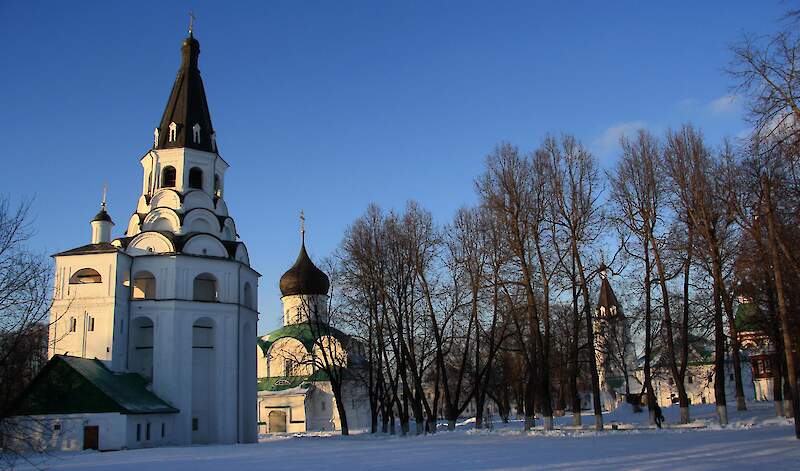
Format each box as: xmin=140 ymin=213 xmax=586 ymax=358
xmin=91 ymin=202 xmax=113 ymax=223
xmin=279 ymin=241 xmax=330 ymax=297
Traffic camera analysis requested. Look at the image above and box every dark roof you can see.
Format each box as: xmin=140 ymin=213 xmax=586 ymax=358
xmin=91 ymin=208 xmax=113 ymax=223
xmin=279 ymin=240 xmax=330 ymax=297
xmin=155 ymin=33 xmax=216 ymax=153
xmin=597 ymin=275 xmax=621 ymax=312
xmin=259 ymin=322 xmax=350 ymax=353
xmin=52 ymin=242 xmax=120 ymax=257
xmin=11 ymin=355 xmax=178 ymax=416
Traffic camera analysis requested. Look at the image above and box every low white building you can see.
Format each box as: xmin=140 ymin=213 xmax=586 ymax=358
xmin=9 ymin=29 xmax=259 ymax=451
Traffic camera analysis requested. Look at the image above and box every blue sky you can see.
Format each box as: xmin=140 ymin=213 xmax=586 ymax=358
xmin=0 ymin=1 xmax=786 ymax=333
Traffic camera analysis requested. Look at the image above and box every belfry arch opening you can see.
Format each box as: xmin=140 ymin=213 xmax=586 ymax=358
xmin=161 ymin=166 xmax=177 ymax=188
xmin=189 ymin=167 xmax=203 ymax=189
xmin=193 ymin=273 xmax=218 ymax=302
xmin=132 ymin=271 xmax=156 ymax=299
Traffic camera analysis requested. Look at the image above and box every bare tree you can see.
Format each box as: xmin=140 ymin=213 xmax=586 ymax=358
xmin=545 ymin=136 xmax=606 ymax=430
xmin=663 ymin=125 xmax=738 ymax=425
xmin=730 ymin=27 xmax=800 ymax=154
xmin=0 ymin=197 xmax=54 ymax=467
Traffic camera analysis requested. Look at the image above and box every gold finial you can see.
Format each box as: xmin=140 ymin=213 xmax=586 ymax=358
xmin=101 ymin=183 xmax=108 ymax=210
xmin=300 ymin=210 xmax=306 ymax=235
xmin=188 ymin=11 xmax=196 ymax=36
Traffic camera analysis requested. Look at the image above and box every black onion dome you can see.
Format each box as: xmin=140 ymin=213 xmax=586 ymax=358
xmin=91 ymin=208 xmax=113 ymax=224
xmin=279 ymin=242 xmax=330 ymax=297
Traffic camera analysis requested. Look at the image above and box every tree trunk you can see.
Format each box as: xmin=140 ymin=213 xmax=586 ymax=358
xmin=332 ymin=384 xmax=350 ymax=436
xmin=711 ymin=273 xmax=729 ymax=426
xmin=764 ymin=184 xmax=800 ymax=437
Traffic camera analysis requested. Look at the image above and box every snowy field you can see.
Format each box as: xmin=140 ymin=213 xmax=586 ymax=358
xmin=12 ymin=403 xmax=800 ymax=470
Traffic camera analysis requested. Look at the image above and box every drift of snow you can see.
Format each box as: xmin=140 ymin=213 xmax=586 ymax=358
xmin=11 ymin=402 xmax=800 ymax=470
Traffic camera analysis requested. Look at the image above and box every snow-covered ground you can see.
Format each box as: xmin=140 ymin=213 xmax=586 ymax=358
xmin=11 ymin=402 xmax=800 ymax=470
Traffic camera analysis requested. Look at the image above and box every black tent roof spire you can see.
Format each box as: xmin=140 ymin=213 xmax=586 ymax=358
xmin=154 ymin=22 xmax=216 ymax=153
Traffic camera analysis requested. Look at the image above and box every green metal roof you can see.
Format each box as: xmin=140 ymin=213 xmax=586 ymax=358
xmin=734 ymin=302 xmax=762 ymax=332
xmin=257 ymin=370 xmax=335 ymax=392
xmin=258 ymin=376 xmax=311 ymax=392
xmin=11 ymin=355 xmax=178 ymax=416
xmin=259 ymin=322 xmax=350 ymax=354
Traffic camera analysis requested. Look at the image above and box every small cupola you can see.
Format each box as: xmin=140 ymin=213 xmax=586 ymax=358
xmin=90 ymin=188 xmax=114 ymax=244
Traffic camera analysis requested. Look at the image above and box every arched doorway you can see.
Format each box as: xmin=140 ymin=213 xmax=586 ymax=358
xmin=130 ymin=317 xmax=154 ymax=381
xmin=268 ymin=410 xmax=287 ymax=433
xmin=192 ymin=317 xmax=216 ymax=444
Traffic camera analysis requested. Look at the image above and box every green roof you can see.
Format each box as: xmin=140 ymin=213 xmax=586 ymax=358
xmin=257 ymin=370 xmax=333 ymax=392
xmin=259 ymin=322 xmax=350 ymax=354
xmin=11 ymin=355 xmax=178 ymax=416
xmin=734 ymin=302 xmax=762 ymax=332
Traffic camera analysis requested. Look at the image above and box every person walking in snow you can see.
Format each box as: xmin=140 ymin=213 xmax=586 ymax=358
xmin=653 ymin=403 xmax=665 ymax=429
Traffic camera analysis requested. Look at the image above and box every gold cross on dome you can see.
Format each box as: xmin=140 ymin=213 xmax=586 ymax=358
xmin=188 ymin=11 xmax=196 ymax=35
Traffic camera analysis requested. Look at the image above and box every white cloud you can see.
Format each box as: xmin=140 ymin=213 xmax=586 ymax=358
xmin=706 ymin=94 xmax=740 ymax=114
xmin=593 ymin=120 xmax=647 ymax=158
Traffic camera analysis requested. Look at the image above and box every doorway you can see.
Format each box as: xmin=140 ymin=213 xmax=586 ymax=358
xmin=83 ymin=425 xmax=99 ymax=450
xmin=268 ymin=410 xmax=287 ymax=433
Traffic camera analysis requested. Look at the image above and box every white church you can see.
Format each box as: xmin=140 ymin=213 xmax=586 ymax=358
xmin=9 ymin=29 xmax=259 ymax=451
xmin=256 ymin=231 xmax=371 ymax=434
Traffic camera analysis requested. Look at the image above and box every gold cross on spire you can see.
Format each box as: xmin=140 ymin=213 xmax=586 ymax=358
xmin=300 ymin=210 xmax=306 ymax=235
xmin=188 ymin=11 xmax=196 ymax=36
xmin=101 ymin=183 xmax=108 ymax=210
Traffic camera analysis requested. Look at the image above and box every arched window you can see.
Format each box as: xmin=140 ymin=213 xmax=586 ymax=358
xmin=214 ymin=175 xmax=221 ymax=197
xmin=69 ymin=268 xmax=102 ymax=284
xmin=193 ymin=273 xmax=218 ymax=302
xmin=168 ymin=122 xmax=177 ymax=142
xmin=132 ymin=271 xmax=156 ymax=300
xmin=189 ymin=167 xmax=203 ymax=189
xmin=162 ymin=166 xmax=177 ymax=188
xmin=192 ymin=123 xmax=201 ymax=144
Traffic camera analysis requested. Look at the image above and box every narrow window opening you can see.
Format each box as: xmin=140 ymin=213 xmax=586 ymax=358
xmin=146 ymin=423 xmax=151 ymax=440
xmin=136 ymin=423 xmax=141 ymax=441
xmin=188 ymin=167 xmax=203 ymax=189
xmin=87 ymin=316 xmax=95 ymax=332
xmin=161 ymin=422 xmax=165 ymax=438
xmin=192 ymin=418 xmax=199 ymax=431
xmin=192 ymin=123 xmax=201 ymax=143
xmin=69 ymin=317 xmax=77 ymax=333
xmin=168 ymin=122 xmax=177 ymax=142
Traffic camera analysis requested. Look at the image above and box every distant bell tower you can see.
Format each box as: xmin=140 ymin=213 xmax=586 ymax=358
xmin=593 ymin=262 xmax=635 ymax=409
